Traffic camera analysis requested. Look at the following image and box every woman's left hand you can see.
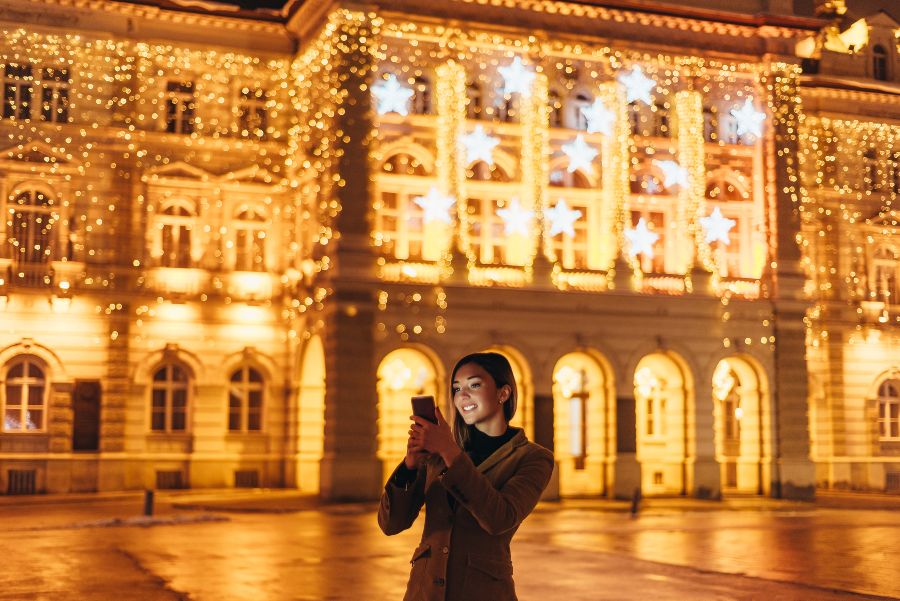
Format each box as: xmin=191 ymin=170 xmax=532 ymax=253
xmin=410 ymin=405 xmax=462 ymax=467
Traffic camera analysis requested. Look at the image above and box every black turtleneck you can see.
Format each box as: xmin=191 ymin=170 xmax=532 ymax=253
xmin=465 ymin=425 xmax=516 ymax=466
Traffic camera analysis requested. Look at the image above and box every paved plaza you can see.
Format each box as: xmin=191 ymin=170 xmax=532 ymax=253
xmin=1 ymin=491 xmax=898 ymax=600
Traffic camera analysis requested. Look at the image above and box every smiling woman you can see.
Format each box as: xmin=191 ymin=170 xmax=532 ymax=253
xmin=378 ymin=352 xmax=554 ymax=601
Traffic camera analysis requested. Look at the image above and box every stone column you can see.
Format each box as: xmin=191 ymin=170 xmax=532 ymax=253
xmin=47 ymin=381 xmax=74 ymax=493
xmin=532 ymin=392 xmax=558 ymax=500
xmin=689 ymin=374 xmax=721 ymax=499
xmin=763 ymin=62 xmax=815 ymax=500
xmin=317 ymin=14 xmax=382 ymax=501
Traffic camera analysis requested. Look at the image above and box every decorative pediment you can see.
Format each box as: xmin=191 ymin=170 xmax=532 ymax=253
xmin=868 ymin=209 xmax=900 ymax=227
xmin=222 ymin=166 xmax=278 ymax=185
xmin=0 ymin=141 xmax=82 ymax=173
xmin=143 ymin=161 xmax=214 ymax=182
xmin=866 ymin=11 xmax=899 ymax=29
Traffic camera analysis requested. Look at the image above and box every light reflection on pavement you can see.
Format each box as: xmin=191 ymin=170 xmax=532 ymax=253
xmin=1 ymin=499 xmax=897 ymax=600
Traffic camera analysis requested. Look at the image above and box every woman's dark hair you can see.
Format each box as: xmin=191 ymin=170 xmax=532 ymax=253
xmin=449 ymin=352 xmax=517 ymax=448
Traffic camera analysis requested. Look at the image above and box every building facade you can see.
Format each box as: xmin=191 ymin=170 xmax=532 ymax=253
xmin=0 ymin=0 xmax=895 ymax=500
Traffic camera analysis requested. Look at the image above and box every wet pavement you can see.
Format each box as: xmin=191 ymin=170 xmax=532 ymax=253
xmin=1 ymin=491 xmax=898 ymax=600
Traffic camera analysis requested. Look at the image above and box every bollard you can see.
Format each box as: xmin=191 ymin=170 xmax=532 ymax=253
xmin=144 ymin=489 xmax=155 ymax=516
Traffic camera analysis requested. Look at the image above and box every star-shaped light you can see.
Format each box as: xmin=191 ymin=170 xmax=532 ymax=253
xmin=544 ymin=199 xmax=582 ymax=238
xmin=498 ymin=57 xmax=536 ymax=96
xmin=497 ymin=198 xmax=534 ymax=236
xmin=625 ymin=217 xmax=659 ymax=258
xmin=653 ymin=159 xmax=690 ymax=189
xmin=618 ymin=66 xmax=656 ymax=105
xmin=580 ymin=98 xmax=616 ymax=135
xmin=461 ymin=125 xmax=501 ymax=165
xmin=700 ymin=206 xmax=736 ymax=245
xmin=730 ymin=97 xmax=766 ymax=138
xmin=371 ymin=74 xmax=414 ymax=116
xmin=413 ymin=187 xmax=456 ymax=224
xmin=561 ymin=135 xmax=599 ymax=173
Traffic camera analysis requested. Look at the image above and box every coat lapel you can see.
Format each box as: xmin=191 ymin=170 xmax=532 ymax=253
xmin=477 ymin=429 xmax=527 ymax=474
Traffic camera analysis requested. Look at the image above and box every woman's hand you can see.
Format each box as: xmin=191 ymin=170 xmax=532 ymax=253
xmin=403 ymin=433 xmax=429 ymax=470
xmin=409 ymin=405 xmax=462 ymax=468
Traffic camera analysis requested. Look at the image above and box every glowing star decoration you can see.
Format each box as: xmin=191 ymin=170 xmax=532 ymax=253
xmin=497 ymin=198 xmax=534 ymax=236
xmin=413 ymin=187 xmax=456 ymax=224
xmin=730 ymin=98 xmax=766 ymax=138
xmin=562 ymin=135 xmax=599 ymax=173
xmin=700 ymin=206 xmax=737 ymax=245
xmin=545 ymin=199 xmax=582 ymax=238
xmin=461 ymin=125 xmax=500 ymax=165
xmin=653 ymin=159 xmax=690 ymax=189
xmin=498 ymin=56 xmax=536 ymax=96
xmin=581 ymin=98 xmax=616 ymax=135
xmin=371 ymin=74 xmax=414 ymax=116
xmin=618 ymin=66 xmax=656 ymax=105
xmin=625 ymin=217 xmax=659 ymax=258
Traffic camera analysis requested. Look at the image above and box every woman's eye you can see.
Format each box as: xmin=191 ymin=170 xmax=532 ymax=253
xmin=452 ymin=387 xmax=460 ymax=394
xmin=471 ymin=383 xmax=480 ymax=389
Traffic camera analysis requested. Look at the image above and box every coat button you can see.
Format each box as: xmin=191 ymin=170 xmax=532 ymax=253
xmin=441 ymin=546 xmax=449 ymax=554
xmin=434 ymin=578 xmax=445 ymax=586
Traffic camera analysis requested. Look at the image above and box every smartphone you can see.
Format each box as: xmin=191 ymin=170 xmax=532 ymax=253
xmin=411 ymin=395 xmax=437 ymax=424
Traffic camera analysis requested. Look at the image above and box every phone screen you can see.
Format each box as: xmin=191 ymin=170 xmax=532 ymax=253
xmin=411 ymin=395 xmax=437 ymax=424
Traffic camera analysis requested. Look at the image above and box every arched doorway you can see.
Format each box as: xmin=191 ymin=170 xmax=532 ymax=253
xmin=712 ymin=356 xmax=768 ymax=494
xmin=481 ymin=346 xmax=533 ymax=440
xmin=297 ymin=335 xmax=325 ymax=494
xmin=552 ymin=351 xmax=612 ymax=496
xmin=376 ymin=348 xmax=440 ymax=484
xmin=634 ymin=353 xmax=690 ymax=495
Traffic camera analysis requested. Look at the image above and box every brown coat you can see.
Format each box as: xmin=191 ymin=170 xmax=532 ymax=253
xmin=378 ymin=429 xmax=554 ymax=601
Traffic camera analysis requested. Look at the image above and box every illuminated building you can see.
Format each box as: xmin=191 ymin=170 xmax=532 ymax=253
xmin=0 ymin=0 xmax=895 ymax=500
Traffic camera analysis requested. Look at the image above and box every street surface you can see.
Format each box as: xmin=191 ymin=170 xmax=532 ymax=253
xmin=0 ymin=491 xmax=897 ymax=600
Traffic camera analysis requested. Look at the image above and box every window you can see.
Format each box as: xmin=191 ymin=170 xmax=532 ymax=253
xmin=234 ymin=207 xmax=266 ymax=272
xmin=229 ymin=366 xmax=263 ymax=432
xmin=865 ymin=148 xmax=881 ymax=192
xmin=8 ymin=190 xmax=57 ymax=284
xmin=549 ymin=198 xmax=588 ymax=270
xmin=555 ymin=366 xmax=588 ymax=469
xmin=159 ymin=204 xmax=194 ymax=268
xmin=412 ymin=76 xmax=432 ymax=115
xmin=652 ymin=103 xmax=670 ymax=138
xmin=3 ymin=64 xmax=33 ymax=120
xmin=873 ymin=45 xmax=889 ymax=82
xmin=635 ymin=367 xmax=665 ymax=439
xmin=629 ymin=210 xmax=665 ymax=273
xmin=467 ymin=197 xmax=506 ymax=264
xmin=151 ymin=364 xmax=189 ymax=432
xmin=165 ymin=80 xmax=195 ymax=134
xmin=872 ymin=246 xmax=898 ymax=304
xmin=877 ymin=379 xmax=900 ymax=441
xmin=713 ymin=362 xmax=741 ymax=449
xmin=548 ymin=90 xmax=562 ymax=128
xmin=3 ymin=357 xmax=46 ymax=432
xmin=3 ymin=65 xmax=70 ymax=122
xmin=238 ymin=87 xmax=267 ymax=138
xmin=892 ymin=151 xmax=900 ymax=195
xmin=376 ymin=153 xmax=430 ymax=260
xmin=703 ymin=106 xmax=718 ymax=142
xmin=466 ymin=81 xmax=484 ymax=120
xmin=40 ymin=68 xmax=70 ymax=123
xmin=568 ymin=92 xmax=592 ymax=131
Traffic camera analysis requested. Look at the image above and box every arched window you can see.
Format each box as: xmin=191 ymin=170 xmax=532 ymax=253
xmin=229 ymin=366 xmax=263 ymax=432
xmin=3 ymin=357 xmax=46 ymax=432
xmin=151 ymin=363 xmax=190 ymax=432
xmin=873 ymin=45 xmax=889 ymax=82
xmin=234 ymin=206 xmax=266 ymax=272
xmin=381 ymin=153 xmax=428 ymax=176
xmin=412 ymin=75 xmax=432 ymax=115
xmin=466 ymin=81 xmax=484 ymax=120
xmin=713 ymin=362 xmax=741 ymax=447
xmin=467 ymin=161 xmax=510 ymax=182
xmin=159 ymin=204 xmax=194 ymax=268
xmin=8 ymin=190 xmax=57 ymax=271
xmin=706 ymin=178 xmax=749 ymax=202
xmin=877 ymin=379 xmax=900 ymax=441
xmin=630 ymin=171 xmax=666 ymax=196
xmin=550 ymin=168 xmax=591 ymax=189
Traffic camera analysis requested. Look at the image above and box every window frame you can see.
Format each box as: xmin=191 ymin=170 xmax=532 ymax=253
xmin=233 ymin=206 xmax=268 ymax=272
xmin=2 ymin=63 xmax=71 ymax=123
xmin=877 ymin=379 xmax=900 ymax=442
xmin=158 ymin=202 xmax=196 ymax=268
xmin=237 ymin=85 xmax=268 ymax=139
xmin=228 ymin=365 xmax=265 ymax=433
xmin=164 ymin=79 xmax=196 ymax=134
xmin=150 ymin=363 xmax=191 ymax=433
xmin=2 ymin=356 xmax=48 ymax=433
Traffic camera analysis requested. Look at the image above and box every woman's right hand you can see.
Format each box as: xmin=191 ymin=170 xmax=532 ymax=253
xmin=403 ymin=422 xmax=429 ymax=470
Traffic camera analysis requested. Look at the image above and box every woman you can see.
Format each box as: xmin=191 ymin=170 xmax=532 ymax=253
xmin=378 ymin=352 xmax=554 ymax=601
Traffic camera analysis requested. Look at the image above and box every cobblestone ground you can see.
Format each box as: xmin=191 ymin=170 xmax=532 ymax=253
xmin=0 ymin=493 xmax=897 ymax=600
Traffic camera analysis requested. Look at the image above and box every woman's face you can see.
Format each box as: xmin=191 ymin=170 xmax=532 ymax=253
xmin=452 ymin=362 xmax=509 ymax=430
